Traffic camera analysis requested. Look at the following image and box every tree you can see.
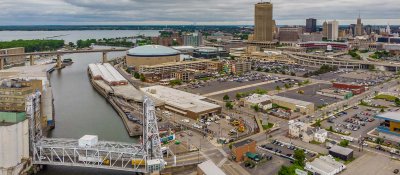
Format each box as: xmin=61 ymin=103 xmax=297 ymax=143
xmin=290 ymin=72 xmax=296 ymax=76
xmin=395 ymin=98 xmax=400 ymax=106
xmin=139 ymin=74 xmax=145 ymax=82
xmin=278 ymin=165 xmax=294 ymax=175
xmin=223 ymin=94 xmax=230 ymax=101
xmin=329 ymin=126 xmax=333 ymax=131
xmin=225 ymin=102 xmax=234 ymax=109
xmin=68 ymin=42 xmax=75 ymax=48
xmin=236 ymin=93 xmax=242 ymax=100
xmin=315 ymin=119 xmax=321 ymax=127
xmin=339 ymin=140 xmax=349 ymax=147
xmin=275 ymin=86 xmax=281 ymax=92
xmin=376 ymin=137 xmax=384 ymax=145
xmin=252 ymin=105 xmax=260 ymax=112
xmin=284 ymin=83 xmax=291 ymax=89
xmin=133 ymin=72 xmax=140 ymax=79
xmin=293 ymin=149 xmax=306 ymax=167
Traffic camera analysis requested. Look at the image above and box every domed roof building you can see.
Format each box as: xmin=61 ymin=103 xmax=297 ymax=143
xmin=126 ymin=45 xmax=181 ymax=67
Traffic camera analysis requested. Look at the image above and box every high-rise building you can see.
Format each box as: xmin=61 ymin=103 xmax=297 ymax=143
xmin=183 ymin=31 xmax=203 ymax=47
xmin=278 ymin=27 xmax=302 ymax=42
xmin=254 ymin=2 xmax=273 ymax=42
xmin=306 ymin=18 xmax=317 ymax=33
xmin=322 ymin=21 xmax=328 ymax=38
xmin=355 ymin=15 xmax=363 ymax=36
xmin=327 ymin=20 xmax=339 ymax=41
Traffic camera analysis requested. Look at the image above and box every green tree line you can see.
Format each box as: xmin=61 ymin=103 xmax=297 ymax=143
xmin=0 ymin=39 xmax=64 ymax=52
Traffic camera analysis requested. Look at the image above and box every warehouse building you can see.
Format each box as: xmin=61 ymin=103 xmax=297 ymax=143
xmin=305 ymin=155 xmax=346 ymax=175
xmin=231 ymin=139 xmax=256 ymax=162
xmin=0 ymin=47 xmax=25 ymax=69
xmin=375 ymin=111 xmax=400 ymax=142
xmin=329 ymin=145 xmax=353 ymax=161
xmin=271 ymin=96 xmax=314 ymax=114
xmin=332 ymin=82 xmax=366 ymax=95
xmin=88 ymin=63 xmax=128 ymax=86
xmin=197 ymin=160 xmax=226 ymax=175
xmin=126 ymin=45 xmax=181 ymax=67
xmin=141 ymin=85 xmax=221 ymax=119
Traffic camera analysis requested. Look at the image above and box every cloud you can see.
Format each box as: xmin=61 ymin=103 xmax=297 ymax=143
xmin=0 ymin=0 xmax=399 ymax=25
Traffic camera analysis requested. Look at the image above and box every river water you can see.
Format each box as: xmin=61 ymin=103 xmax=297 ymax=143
xmin=39 ymin=49 xmax=136 ymax=175
xmin=0 ymin=30 xmax=159 ymax=175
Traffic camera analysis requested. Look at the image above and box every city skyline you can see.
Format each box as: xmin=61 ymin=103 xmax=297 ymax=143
xmin=0 ymin=0 xmax=399 ymax=25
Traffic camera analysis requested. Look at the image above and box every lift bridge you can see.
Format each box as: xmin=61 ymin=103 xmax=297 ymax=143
xmin=26 ymin=94 xmax=165 ymax=173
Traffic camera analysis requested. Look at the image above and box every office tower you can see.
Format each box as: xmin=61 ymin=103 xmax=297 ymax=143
xmin=355 ymin=15 xmax=363 ymax=36
xmin=278 ymin=27 xmax=302 ymax=42
xmin=349 ymin=24 xmax=356 ymax=36
xmin=322 ymin=21 xmax=328 ymax=38
xmin=306 ymin=18 xmax=317 ymax=33
xmin=254 ymin=2 xmax=273 ymax=41
xmin=327 ymin=20 xmax=339 ymax=41
xmin=183 ymin=31 xmax=203 ymax=46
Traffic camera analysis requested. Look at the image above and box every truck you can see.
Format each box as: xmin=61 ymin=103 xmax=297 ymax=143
xmin=341 ymin=136 xmax=355 ymax=142
xmin=246 ymin=152 xmax=260 ymax=161
xmin=78 ymin=135 xmax=98 ymax=147
xmin=131 ymin=159 xmax=168 ymax=166
xmin=78 ymin=156 xmax=110 ymax=165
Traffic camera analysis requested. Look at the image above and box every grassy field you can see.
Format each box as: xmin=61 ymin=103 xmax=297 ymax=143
xmin=374 ymin=94 xmax=397 ymax=101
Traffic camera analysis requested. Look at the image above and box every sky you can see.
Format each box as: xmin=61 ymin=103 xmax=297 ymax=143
xmin=0 ymin=0 xmax=399 ymax=26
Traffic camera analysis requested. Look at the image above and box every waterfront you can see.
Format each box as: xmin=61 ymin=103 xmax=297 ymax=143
xmin=38 ymin=46 xmax=136 ymax=175
xmin=0 ymin=30 xmax=159 ymax=43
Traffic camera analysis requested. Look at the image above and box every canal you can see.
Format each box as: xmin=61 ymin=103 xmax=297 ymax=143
xmin=38 ymin=47 xmax=137 ymax=175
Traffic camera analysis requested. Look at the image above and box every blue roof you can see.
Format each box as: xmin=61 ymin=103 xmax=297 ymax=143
xmin=127 ymin=45 xmax=180 ymax=56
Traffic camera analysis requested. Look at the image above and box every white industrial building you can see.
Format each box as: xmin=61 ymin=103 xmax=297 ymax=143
xmin=242 ymin=94 xmax=272 ymax=110
xmin=141 ymin=85 xmax=221 ymax=119
xmin=197 ymin=160 xmax=226 ymax=175
xmin=0 ymin=120 xmax=30 ymax=175
xmin=305 ymin=156 xmax=346 ymax=175
xmin=88 ymin=63 xmax=128 ymax=86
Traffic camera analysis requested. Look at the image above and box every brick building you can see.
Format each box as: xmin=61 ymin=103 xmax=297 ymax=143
xmin=231 ymin=139 xmax=256 ymax=162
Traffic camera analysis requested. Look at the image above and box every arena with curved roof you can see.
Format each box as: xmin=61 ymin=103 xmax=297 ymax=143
xmin=126 ymin=45 xmax=181 ymax=67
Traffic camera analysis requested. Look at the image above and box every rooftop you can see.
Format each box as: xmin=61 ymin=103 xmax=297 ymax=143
xmin=375 ymin=111 xmax=400 ymax=122
xmin=197 ymin=160 xmax=226 ymax=175
xmin=271 ymin=95 xmax=314 ymax=107
xmin=232 ymin=139 xmax=255 ymax=148
xmin=140 ymin=85 xmax=220 ymax=113
xmin=244 ymin=94 xmax=272 ymax=104
xmin=127 ymin=45 xmax=180 ymax=56
xmin=329 ymin=145 xmax=353 ymax=155
xmin=306 ymin=156 xmax=345 ymax=175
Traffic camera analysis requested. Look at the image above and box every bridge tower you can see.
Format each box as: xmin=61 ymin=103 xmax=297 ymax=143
xmin=143 ymin=96 xmax=164 ymax=172
xmin=56 ymin=55 xmax=62 ymax=69
xmin=30 ymin=55 xmax=35 ymax=66
xmin=102 ymin=52 xmax=108 ymax=63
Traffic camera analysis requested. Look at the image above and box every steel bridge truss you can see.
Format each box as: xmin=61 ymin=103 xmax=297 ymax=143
xmin=32 ymin=138 xmax=148 ymax=172
xmin=29 ymin=95 xmax=165 ymax=173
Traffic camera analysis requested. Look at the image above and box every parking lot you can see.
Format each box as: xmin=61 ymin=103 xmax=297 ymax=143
xmin=252 ymin=61 xmax=317 ymax=77
xmin=277 ymin=83 xmax=340 ymax=107
xmin=321 ymin=105 xmax=382 ymax=137
xmin=180 ymin=72 xmax=280 ymax=95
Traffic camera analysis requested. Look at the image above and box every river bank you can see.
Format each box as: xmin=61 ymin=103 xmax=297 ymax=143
xmin=87 ymin=62 xmax=144 ymax=137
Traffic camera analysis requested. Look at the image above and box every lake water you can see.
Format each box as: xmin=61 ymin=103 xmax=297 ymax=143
xmin=0 ymin=30 xmax=159 ymax=174
xmin=0 ymin=30 xmax=160 ymax=43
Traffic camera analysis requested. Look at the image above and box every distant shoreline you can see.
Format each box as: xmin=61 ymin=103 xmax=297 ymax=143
xmin=0 ymin=25 xmax=249 ymax=31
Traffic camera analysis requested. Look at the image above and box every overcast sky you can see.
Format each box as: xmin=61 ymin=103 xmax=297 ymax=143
xmin=1 ymin=0 xmax=399 ymax=25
